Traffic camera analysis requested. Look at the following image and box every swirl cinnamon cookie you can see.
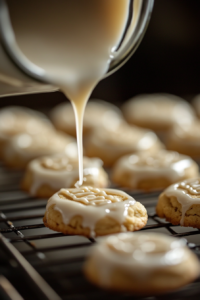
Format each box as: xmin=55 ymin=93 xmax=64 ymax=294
xmin=122 ymin=94 xmax=195 ymax=132
xmin=84 ymin=232 xmax=200 ymax=295
xmin=157 ymin=178 xmax=200 ymax=228
xmin=50 ymin=100 xmax=123 ymax=137
xmin=0 ymin=106 xmax=54 ymax=156
xmin=43 ymin=187 xmax=147 ymax=237
xmin=85 ymin=123 xmax=163 ymax=167
xmin=3 ymin=131 xmax=77 ymax=169
xmin=167 ymin=121 xmax=200 ymax=158
xmin=22 ymin=154 xmax=109 ymax=198
xmin=112 ymin=150 xmax=199 ymax=191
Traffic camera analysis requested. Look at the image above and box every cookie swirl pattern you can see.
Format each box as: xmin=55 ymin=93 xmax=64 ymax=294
xmin=43 ymin=187 xmax=147 ymax=237
xmin=112 ymin=150 xmax=199 ymax=190
xmin=22 ymin=155 xmax=108 ymax=197
xmin=84 ymin=232 xmax=200 ymax=294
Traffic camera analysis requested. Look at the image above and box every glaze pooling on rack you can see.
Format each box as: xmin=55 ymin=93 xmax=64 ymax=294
xmin=46 ymin=187 xmax=136 ymax=237
xmin=165 ymin=178 xmax=200 ymax=225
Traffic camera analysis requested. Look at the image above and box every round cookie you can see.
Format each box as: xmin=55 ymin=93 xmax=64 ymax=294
xmin=50 ymin=99 xmax=123 ymax=137
xmin=3 ymin=131 xmax=77 ymax=169
xmin=43 ymin=187 xmax=147 ymax=237
xmin=192 ymin=94 xmax=200 ymax=118
xmin=0 ymin=106 xmax=54 ymax=157
xmin=112 ymin=150 xmax=199 ymax=191
xmin=84 ymin=123 xmax=163 ymax=167
xmin=84 ymin=232 xmax=200 ymax=295
xmin=166 ymin=121 xmax=200 ymax=158
xmin=122 ymin=94 xmax=196 ymax=132
xmin=22 ymin=154 xmax=109 ymax=198
xmin=157 ymin=178 xmax=200 ymax=228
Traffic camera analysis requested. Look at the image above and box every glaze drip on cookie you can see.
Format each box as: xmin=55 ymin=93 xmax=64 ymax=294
xmin=23 ymin=155 xmax=108 ymax=196
xmin=165 ymin=178 xmax=200 ymax=225
xmin=112 ymin=150 xmax=197 ymax=189
xmin=45 ymin=187 xmax=140 ymax=237
xmin=86 ymin=233 xmax=189 ymax=283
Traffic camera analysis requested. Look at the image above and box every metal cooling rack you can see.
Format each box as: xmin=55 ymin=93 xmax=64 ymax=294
xmin=0 ymin=162 xmax=200 ymax=300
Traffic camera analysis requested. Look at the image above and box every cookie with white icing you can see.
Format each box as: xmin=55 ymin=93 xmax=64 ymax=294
xmin=0 ymin=106 xmax=54 ymax=156
xmin=122 ymin=94 xmax=195 ymax=132
xmin=43 ymin=187 xmax=147 ymax=237
xmin=167 ymin=121 xmax=200 ymax=158
xmin=22 ymin=154 xmax=109 ymax=198
xmin=84 ymin=123 xmax=163 ymax=167
xmin=112 ymin=150 xmax=199 ymax=191
xmin=84 ymin=232 xmax=200 ymax=294
xmin=50 ymin=99 xmax=123 ymax=137
xmin=157 ymin=178 xmax=200 ymax=228
xmin=3 ymin=131 xmax=77 ymax=169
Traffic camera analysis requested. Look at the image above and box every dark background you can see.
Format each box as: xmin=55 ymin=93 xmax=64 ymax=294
xmin=1 ymin=0 xmax=200 ymax=109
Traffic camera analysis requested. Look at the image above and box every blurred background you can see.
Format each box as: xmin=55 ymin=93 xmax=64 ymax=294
xmin=1 ymin=0 xmax=200 ymax=109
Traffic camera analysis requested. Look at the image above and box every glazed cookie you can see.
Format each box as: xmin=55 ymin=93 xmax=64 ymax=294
xmin=122 ymin=94 xmax=195 ymax=132
xmin=0 ymin=106 xmax=54 ymax=156
xmin=84 ymin=232 xmax=200 ymax=295
xmin=112 ymin=150 xmax=199 ymax=191
xmin=3 ymin=131 xmax=77 ymax=169
xmin=167 ymin=121 xmax=200 ymax=158
xmin=157 ymin=178 xmax=200 ymax=228
xmin=43 ymin=187 xmax=147 ymax=237
xmin=22 ymin=154 xmax=109 ymax=198
xmin=85 ymin=123 xmax=163 ymax=167
xmin=50 ymin=99 xmax=123 ymax=137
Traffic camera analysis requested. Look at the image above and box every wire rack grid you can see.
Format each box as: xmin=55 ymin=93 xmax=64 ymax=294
xmin=0 ymin=162 xmax=200 ymax=300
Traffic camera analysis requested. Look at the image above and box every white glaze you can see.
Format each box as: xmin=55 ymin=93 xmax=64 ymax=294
xmin=88 ymin=232 xmax=189 ymax=284
xmin=113 ymin=150 xmax=197 ymax=188
xmin=165 ymin=178 xmax=200 ymax=225
xmin=28 ymin=155 xmax=105 ymax=195
xmin=123 ymin=94 xmax=196 ymax=127
xmin=4 ymin=132 xmax=77 ymax=163
xmin=46 ymin=187 xmax=136 ymax=237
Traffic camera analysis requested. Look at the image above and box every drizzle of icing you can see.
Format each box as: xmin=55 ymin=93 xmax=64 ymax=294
xmin=28 ymin=155 xmax=105 ymax=195
xmin=87 ymin=232 xmax=189 ymax=283
xmin=165 ymin=178 xmax=200 ymax=225
xmin=113 ymin=150 xmax=196 ymax=188
xmin=46 ymin=187 xmax=136 ymax=237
